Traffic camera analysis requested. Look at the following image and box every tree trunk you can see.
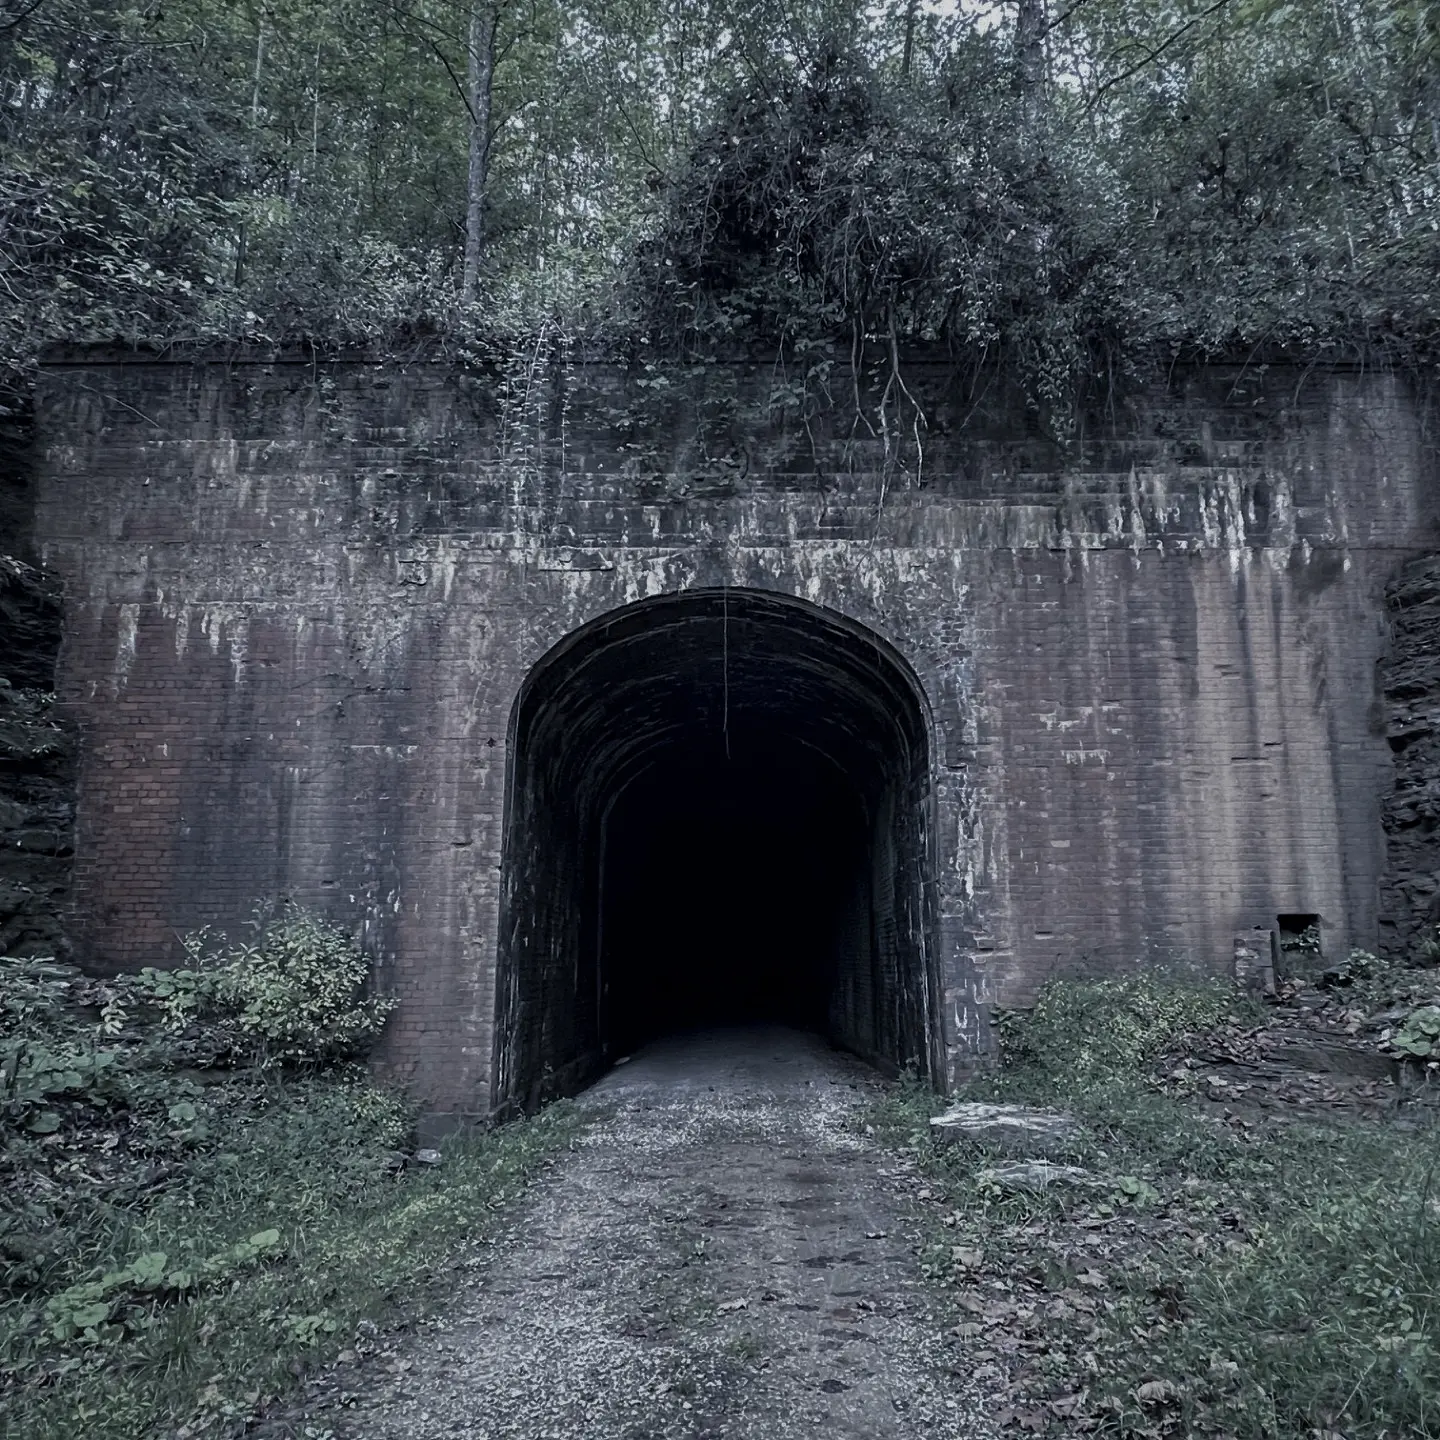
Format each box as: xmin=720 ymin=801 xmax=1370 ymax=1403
xmin=235 ymin=15 xmax=267 ymax=289
xmin=1015 ymin=0 xmax=1047 ymax=128
xmin=461 ymin=0 xmax=497 ymax=307
xmin=901 ymin=0 xmax=919 ymax=78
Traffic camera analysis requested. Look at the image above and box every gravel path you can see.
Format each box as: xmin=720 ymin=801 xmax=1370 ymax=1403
xmin=307 ymin=1028 xmax=997 ymax=1440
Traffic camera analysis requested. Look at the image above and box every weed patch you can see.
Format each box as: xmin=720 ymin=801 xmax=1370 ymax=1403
xmin=994 ymin=972 xmax=1256 ymax=1079
xmin=876 ymin=975 xmax=1440 ymax=1439
xmin=0 ymin=919 xmax=581 ymax=1440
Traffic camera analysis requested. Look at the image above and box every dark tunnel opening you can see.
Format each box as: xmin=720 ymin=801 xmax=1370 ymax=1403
xmin=493 ymin=589 xmax=939 ymax=1113
xmin=600 ymin=733 xmax=871 ymax=1056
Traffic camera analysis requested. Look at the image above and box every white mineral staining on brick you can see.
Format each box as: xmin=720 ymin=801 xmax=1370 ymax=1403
xmin=225 ymin=614 xmax=248 ymax=684
xmin=1196 ymin=473 xmax=1249 ymax=573
xmin=112 ymin=602 xmax=139 ymax=692
xmin=194 ymin=604 xmax=251 ymax=686
xmin=432 ymin=536 xmax=458 ymax=600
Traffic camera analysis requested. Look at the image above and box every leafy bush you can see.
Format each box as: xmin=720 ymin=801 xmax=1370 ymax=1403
xmin=1318 ymin=946 xmax=1382 ymax=987
xmin=1 ymin=906 xmax=395 ymax=1148
xmin=631 ymin=42 xmax=1127 ymax=426
xmin=1 ymin=961 xmax=126 ymax=1140
xmin=0 ymin=909 xmax=580 ymax=1439
xmin=632 ymin=10 xmax=1440 ymax=438
xmin=1390 ymin=1005 xmax=1440 ymax=1060
xmin=166 ymin=903 xmax=397 ymax=1069
xmin=998 ymin=972 xmax=1244 ymax=1079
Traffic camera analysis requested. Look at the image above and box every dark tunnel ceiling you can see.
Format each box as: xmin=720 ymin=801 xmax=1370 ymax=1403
xmin=514 ymin=589 xmax=930 ymax=808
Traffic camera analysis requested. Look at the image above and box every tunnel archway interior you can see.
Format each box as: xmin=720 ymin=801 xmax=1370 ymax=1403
xmin=494 ymin=590 xmax=938 ymax=1111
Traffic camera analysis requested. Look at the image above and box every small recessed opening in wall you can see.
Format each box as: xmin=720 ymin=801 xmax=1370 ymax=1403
xmin=1275 ymin=913 xmax=1322 ymax=976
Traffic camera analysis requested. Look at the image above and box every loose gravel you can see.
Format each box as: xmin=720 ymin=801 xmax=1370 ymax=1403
xmin=293 ymin=1027 xmax=999 ymax=1440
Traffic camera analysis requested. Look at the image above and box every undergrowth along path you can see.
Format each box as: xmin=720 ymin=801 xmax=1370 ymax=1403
xmin=291 ymin=1028 xmax=997 ymax=1440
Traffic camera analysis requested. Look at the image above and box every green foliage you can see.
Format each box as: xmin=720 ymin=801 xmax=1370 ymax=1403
xmin=2 ymin=906 xmax=392 ymax=1151
xmin=170 ymin=903 xmax=397 ymax=1069
xmin=4 ymin=1 xmax=1436 ymax=418
xmin=1316 ymin=943 xmax=1440 ymax=1052
xmin=1319 ymin=946 xmax=1382 ymax=987
xmin=878 ymin=975 xmax=1440 ymax=1440
xmin=0 ymin=0 xmax=241 ymax=405
xmin=1391 ymin=1004 xmax=1440 ymax=1058
xmin=1133 ymin=1161 xmax=1440 ymax=1439
xmin=629 ymin=0 xmax=1440 ymax=435
xmin=0 ymin=904 xmax=398 ymax=1299
xmin=0 ymin=935 xmax=581 ymax=1438
xmin=42 ymin=1230 xmax=282 ymax=1343
xmin=631 ymin=36 xmax=1128 ymax=424
xmin=998 ymin=972 xmax=1245 ymax=1078
xmin=4 ymin=1045 xmax=120 ymax=1115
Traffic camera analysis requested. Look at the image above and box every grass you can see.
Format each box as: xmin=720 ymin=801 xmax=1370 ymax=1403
xmin=872 ymin=975 xmax=1440 ymax=1440
xmin=1 ymin=950 xmax=583 ymax=1440
xmin=2 ymin=1079 xmax=580 ymax=1439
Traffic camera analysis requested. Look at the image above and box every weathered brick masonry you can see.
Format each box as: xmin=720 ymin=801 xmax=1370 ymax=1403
xmin=30 ymin=351 xmax=1437 ymax=1121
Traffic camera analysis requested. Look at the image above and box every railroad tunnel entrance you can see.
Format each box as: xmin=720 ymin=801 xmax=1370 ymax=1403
xmin=492 ymin=589 xmax=939 ymax=1113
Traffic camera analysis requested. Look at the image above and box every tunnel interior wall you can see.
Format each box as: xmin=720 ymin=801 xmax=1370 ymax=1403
xmin=495 ymin=589 xmax=940 ymax=1110
xmin=29 ymin=351 xmax=1437 ymax=1120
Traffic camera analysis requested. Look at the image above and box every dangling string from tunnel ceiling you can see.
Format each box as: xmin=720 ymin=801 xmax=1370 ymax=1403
xmin=722 ymin=581 xmax=731 ymax=762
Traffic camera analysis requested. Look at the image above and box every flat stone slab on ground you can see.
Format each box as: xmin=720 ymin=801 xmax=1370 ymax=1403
xmin=1265 ymin=1034 xmax=1397 ymax=1081
xmin=980 ymin=1160 xmax=1105 ymax=1194
xmin=929 ymin=1102 xmax=1079 ymax=1155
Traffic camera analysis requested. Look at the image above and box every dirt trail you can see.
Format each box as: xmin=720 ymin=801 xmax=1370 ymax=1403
xmin=306 ymin=1028 xmax=997 ymax=1440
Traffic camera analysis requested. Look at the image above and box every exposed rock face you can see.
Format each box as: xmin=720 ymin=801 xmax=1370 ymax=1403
xmin=0 ymin=425 xmax=74 ymax=959
xmin=1381 ymin=555 xmax=1440 ymax=959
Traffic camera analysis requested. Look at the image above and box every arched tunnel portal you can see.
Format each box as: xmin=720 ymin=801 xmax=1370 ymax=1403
xmin=492 ymin=589 xmax=941 ymax=1112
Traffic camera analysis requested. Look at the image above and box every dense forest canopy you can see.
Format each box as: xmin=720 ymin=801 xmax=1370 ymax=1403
xmin=0 ymin=0 xmax=1436 ymax=413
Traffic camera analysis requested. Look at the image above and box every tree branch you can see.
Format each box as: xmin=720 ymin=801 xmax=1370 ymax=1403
xmin=0 ymin=0 xmax=48 ymax=33
xmin=1087 ymin=0 xmax=1238 ymax=110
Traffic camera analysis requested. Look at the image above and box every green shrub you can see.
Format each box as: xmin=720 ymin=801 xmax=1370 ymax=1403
xmin=1 ymin=906 xmax=395 ymax=1150
xmin=999 ymin=972 xmax=1243 ymax=1080
xmin=1390 ymin=1005 xmax=1440 ymax=1060
xmin=157 ymin=903 xmax=396 ymax=1069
